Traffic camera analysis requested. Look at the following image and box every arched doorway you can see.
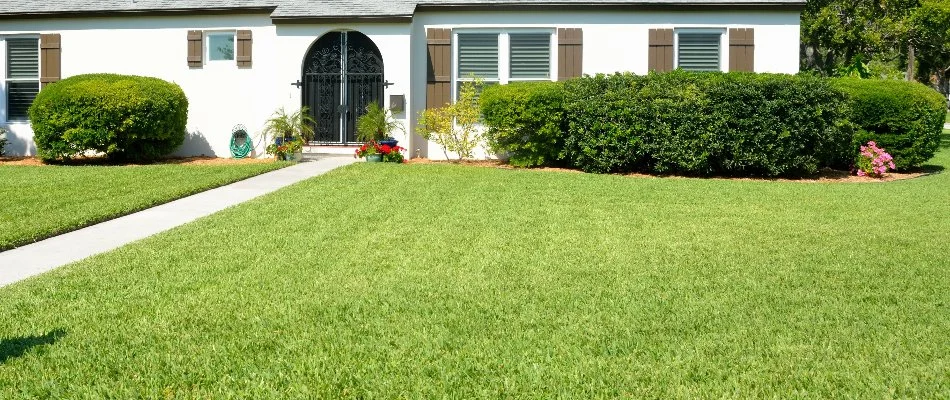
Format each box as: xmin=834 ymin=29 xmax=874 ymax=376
xmin=302 ymin=31 xmax=384 ymax=143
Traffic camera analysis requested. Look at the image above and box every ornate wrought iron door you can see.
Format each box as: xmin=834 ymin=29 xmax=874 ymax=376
xmin=302 ymin=31 xmax=384 ymax=143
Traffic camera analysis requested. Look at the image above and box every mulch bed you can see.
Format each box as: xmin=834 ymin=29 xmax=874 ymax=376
xmin=0 ymin=156 xmax=277 ymax=167
xmin=405 ymin=158 xmax=930 ymax=183
xmin=3 ymin=155 xmax=932 ymax=182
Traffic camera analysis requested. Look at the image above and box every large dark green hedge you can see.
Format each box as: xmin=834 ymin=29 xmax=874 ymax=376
xmin=480 ymin=81 xmax=566 ymax=167
xmin=29 ymin=74 xmax=188 ymax=161
xmin=830 ymin=78 xmax=945 ymax=170
xmin=562 ymin=71 xmax=853 ymax=176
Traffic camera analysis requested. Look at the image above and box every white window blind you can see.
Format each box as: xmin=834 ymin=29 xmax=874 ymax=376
xmin=6 ymin=38 xmax=40 ymax=120
xmin=677 ymin=33 xmax=721 ymax=71
xmin=457 ymin=33 xmax=498 ymax=79
xmin=509 ymin=33 xmax=550 ymax=79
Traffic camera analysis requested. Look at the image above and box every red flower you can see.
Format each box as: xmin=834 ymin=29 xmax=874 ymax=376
xmin=380 ymin=144 xmax=392 ymax=155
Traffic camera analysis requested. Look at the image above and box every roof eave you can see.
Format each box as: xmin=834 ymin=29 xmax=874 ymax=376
xmin=0 ymin=7 xmax=277 ymax=20
xmin=271 ymin=15 xmax=414 ymax=24
xmin=415 ymin=2 xmax=806 ymax=12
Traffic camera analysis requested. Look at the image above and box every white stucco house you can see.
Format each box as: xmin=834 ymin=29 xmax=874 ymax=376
xmin=0 ymin=0 xmax=803 ymax=159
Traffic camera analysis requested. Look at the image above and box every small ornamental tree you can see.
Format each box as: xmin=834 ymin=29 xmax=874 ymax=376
xmin=417 ymin=78 xmax=482 ymax=160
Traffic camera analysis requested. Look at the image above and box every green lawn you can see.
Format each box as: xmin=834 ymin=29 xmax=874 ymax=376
xmin=0 ymin=162 xmax=286 ymax=250
xmin=1 ymin=135 xmax=948 ymax=397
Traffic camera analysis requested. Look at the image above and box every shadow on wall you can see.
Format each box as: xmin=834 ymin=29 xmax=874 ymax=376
xmin=0 ymin=328 xmax=66 ymax=364
xmin=1 ymin=127 xmax=37 ymax=156
xmin=175 ymin=130 xmax=216 ymax=157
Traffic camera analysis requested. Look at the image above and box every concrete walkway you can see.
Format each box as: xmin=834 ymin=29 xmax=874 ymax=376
xmin=0 ymin=156 xmax=357 ymax=288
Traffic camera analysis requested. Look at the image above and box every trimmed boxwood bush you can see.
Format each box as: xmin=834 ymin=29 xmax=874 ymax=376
xmin=830 ymin=78 xmax=945 ymax=170
xmin=480 ymin=81 xmax=566 ymax=167
xmin=29 ymin=73 xmax=188 ymax=161
xmin=562 ymin=71 xmax=852 ymax=176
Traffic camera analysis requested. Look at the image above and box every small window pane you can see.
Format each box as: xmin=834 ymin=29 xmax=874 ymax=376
xmin=458 ymin=33 xmax=498 ymax=79
xmin=7 ymin=81 xmax=39 ymax=120
xmin=678 ymin=33 xmax=721 ymax=71
xmin=7 ymin=38 xmax=39 ymax=79
xmin=510 ymin=33 xmax=550 ymax=79
xmin=208 ymin=34 xmax=235 ymax=61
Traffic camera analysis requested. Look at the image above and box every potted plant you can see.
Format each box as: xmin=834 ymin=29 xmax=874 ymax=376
xmin=355 ymin=141 xmax=383 ymax=162
xmin=266 ymin=136 xmax=304 ymax=161
xmin=262 ymin=106 xmax=316 ymax=160
xmin=356 ymin=102 xmax=403 ymax=147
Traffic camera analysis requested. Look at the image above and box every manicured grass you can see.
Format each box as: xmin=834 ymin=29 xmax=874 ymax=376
xmin=0 ymin=162 xmax=286 ymax=250
xmin=1 ymin=136 xmax=949 ymax=397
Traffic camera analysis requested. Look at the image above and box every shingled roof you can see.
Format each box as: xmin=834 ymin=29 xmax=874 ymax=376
xmin=0 ymin=0 xmax=806 ymax=19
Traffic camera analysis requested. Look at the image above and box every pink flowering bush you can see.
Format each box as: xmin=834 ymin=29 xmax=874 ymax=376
xmin=855 ymin=141 xmax=896 ymax=178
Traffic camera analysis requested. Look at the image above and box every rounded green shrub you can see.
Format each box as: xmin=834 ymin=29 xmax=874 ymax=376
xmin=480 ymin=81 xmax=566 ymax=167
xmin=562 ymin=71 xmax=852 ymax=176
xmin=29 ymin=73 xmax=188 ymax=161
xmin=830 ymin=78 xmax=945 ymax=170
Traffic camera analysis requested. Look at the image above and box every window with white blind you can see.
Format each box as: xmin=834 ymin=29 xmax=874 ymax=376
xmin=457 ymin=32 xmax=499 ymax=92
xmin=5 ymin=38 xmax=40 ymax=121
xmin=676 ymin=30 xmax=723 ymax=72
xmin=455 ymin=30 xmax=553 ymax=100
xmin=509 ymin=33 xmax=551 ymax=80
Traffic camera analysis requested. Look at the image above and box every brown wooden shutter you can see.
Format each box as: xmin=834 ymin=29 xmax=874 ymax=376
xmin=236 ymin=30 xmax=252 ymax=68
xmin=187 ymin=30 xmax=203 ymax=68
xmin=426 ymin=28 xmax=451 ymax=110
xmin=39 ymin=33 xmax=61 ymax=87
xmin=648 ymin=29 xmax=674 ymax=72
xmin=729 ymin=28 xmax=754 ymax=72
xmin=557 ymin=28 xmax=583 ymax=81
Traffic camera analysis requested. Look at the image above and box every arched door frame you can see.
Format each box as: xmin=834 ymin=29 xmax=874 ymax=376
xmin=301 ymin=30 xmax=384 ymax=144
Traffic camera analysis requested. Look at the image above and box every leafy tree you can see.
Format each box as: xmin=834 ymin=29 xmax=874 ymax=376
xmin=800 ymin=0 xmax=911 ymax=75
xmin=908 ymin=0 xmax=950 ymax=94
xmin=801 ymin=0 xmax=950 ymax=97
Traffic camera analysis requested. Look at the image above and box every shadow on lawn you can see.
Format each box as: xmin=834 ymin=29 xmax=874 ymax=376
xmin=0 ymin=329 xmax=66 ymax=364
xmin=918 ymin=132 xmax=950 ymax=175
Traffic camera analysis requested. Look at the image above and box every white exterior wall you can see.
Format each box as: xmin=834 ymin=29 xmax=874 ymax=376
xmin=0 ymin=15 xmax=412 ymax=157
xmin=410 ymin=10 xmax=801 ymax=159
xmin=1 ymin=9 xmax=799 ymax=159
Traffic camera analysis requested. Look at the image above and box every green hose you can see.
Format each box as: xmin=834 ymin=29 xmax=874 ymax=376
xmin=230 ymin=128 xmax=253 ymax=159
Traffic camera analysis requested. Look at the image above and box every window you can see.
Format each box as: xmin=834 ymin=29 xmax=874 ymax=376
xmin=676 ymin=31 xmax=723 ymax=72
xmin=509 ymin=33 xmax=551 ymax=80
xmin=457 ymin=33 xmax=499 ymax=95
xmin=5 ymin=38 xmax=39 ymax=121
xmin=207 ymin=32 xmax=235 ymax=62
xmin=455 ymin=30 xmax=553 ymax=99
